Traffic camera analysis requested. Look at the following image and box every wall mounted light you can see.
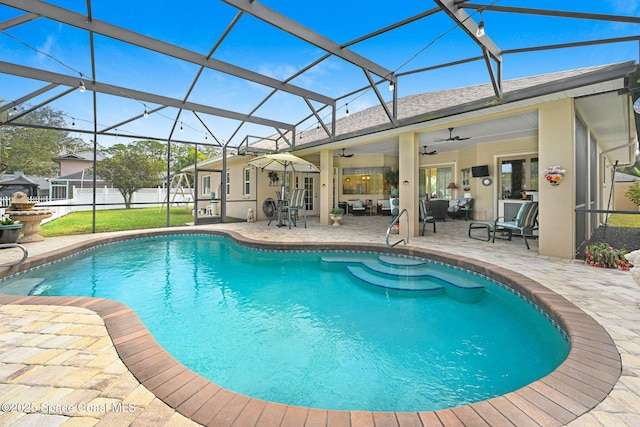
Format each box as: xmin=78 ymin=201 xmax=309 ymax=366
xmin=402 ymin=180 xmax=409 ymax=186
xmin=447 ymin=182 xmax=458 ymax=189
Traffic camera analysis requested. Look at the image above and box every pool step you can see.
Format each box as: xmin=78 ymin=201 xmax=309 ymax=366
xmin=377 ymin=254 xmax=426 ymax=267
xmin=322 ymin=254 xmax=485 ymax=300
xmin=346 ymin=266 xmax=444 ymax=295
xmin=0 ymin=278 xmax=46 ymax=295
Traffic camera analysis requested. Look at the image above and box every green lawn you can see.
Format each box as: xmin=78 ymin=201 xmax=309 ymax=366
xmin=40 ymin=207 xmax=194 ymax=237
xmin=607 ymin=213 xmax=640 ymax=228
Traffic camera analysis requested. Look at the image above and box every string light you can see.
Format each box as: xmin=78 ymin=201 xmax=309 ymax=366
xmin=143 ymin=107 xmax=149 ymax=118
xmin=389 ymin=81 xmax=395 ymax=91
xmin=78 ymin=79 xmax=86 ymax=93
xmin=71 ymin=118 xmax=76 ymax=128
xmin=345 ymin=103 xmax=350 ymax=118
xmin=476 ymin=11 xmax=485 ymax=38
xmin=180 ymin=122 xmax=184 ymax=132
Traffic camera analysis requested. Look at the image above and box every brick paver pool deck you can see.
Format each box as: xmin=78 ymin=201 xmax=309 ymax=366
xmin=0 ymin=216 xmax=638 ymax=426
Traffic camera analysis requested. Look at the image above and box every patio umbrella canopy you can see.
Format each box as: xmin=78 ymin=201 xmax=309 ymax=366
xmin=247 ymin=152 xmax=320 ymax=173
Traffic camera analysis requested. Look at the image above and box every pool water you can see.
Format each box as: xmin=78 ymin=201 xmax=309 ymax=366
xmin=1 ymin=235 xmax=569 ymax=412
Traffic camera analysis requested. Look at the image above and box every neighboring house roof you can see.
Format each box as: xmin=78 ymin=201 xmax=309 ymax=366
xmin=53 ymin=151 xmax=105 ymax=163
xmin=52 ymin=170 xmax=106 ymax=182
xmin=0 ymin=173 xmax=48 ymax=188
xmin=0 ymin=175 xmax=38 ymax=187
xmin=615 ymin=172 xmax=639 ymax=182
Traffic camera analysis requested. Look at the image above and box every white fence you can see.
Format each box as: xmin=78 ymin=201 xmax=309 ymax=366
xmin=1 ymin=187 xmax=193 ymax=224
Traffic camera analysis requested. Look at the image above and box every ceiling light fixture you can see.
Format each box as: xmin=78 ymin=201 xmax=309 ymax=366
xmin=476 ymin=11 xmax=485 ymax=38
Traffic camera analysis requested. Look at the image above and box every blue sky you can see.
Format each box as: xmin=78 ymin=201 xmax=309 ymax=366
xmin=1 ymin=0 xmax=639 ymax=148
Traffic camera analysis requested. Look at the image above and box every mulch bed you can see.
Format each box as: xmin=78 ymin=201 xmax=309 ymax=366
xmin=576 ymin=225 xmax=640 ymax=259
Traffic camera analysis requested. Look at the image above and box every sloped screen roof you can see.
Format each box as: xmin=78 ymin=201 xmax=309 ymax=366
xmin=1 ymin=0 xmax=639 ymax=151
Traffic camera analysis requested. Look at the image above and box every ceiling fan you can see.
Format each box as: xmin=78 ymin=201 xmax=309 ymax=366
xmin=421 ymin=145 xmax=437 ymax=156
xmin=336 ymin=148 xmax=354 ymax=158
xmin=435 ymin=127 xmax=471 ymax=142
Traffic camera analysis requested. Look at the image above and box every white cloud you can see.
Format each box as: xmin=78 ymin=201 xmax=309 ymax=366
xmin=607 ymin=0 xmax=640 ymax=15
xmin=37 ymin=34 xmax=56 ymax=65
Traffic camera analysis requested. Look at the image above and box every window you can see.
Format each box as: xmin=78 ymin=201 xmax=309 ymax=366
xmin=202 ymin=175 xmax=211 ymax=196
xmin=226 ymin=172 xmax=230 ymax=196
xmin=419 ymin=166 xmax=453 ymax=199
xmin=342 ymin=167 xmax=390 ymax=195
xmin=500 ymin=156 xmax=538 ymax=199
xmin=243 ymin=168 xmax=251 ymax=195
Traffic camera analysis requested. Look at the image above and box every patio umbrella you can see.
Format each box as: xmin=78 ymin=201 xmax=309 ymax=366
xmin=247 ymin=152 xmax=319 ymax=173
xmin=249 ymin=152 xmax=319 ymax=227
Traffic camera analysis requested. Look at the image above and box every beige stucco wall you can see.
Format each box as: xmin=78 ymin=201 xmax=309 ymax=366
xmin=538 ymin=98 xmax=575 ymax=258
xmin=615 ymin=182 xmax=638 ymax=211
xmin=59 ymin=159 xmax=93 ymax=177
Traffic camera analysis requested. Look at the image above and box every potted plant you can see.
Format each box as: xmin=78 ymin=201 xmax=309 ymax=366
xmin=329 ymin=207 xmax=344 ymax=226
xmin=584 ymin=243 xmax=632 ymax=270
xmin=0 ymin=216 xmax=23 ymax=244
xmin=385 ymin=170 xmax=399 ymax=189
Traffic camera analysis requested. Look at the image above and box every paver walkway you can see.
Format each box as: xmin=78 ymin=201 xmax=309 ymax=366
xmin=0 ymin=304 xmax=198 ymax=426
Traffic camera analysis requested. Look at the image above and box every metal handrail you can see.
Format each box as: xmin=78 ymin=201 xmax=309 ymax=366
xmin=0 ymin=243 xmax=29 ymax=267
xmin=386 ymin=208 xmax=409 ymax=248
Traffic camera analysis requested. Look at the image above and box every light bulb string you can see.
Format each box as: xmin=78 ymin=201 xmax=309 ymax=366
xmin=2 ymin=1 xmax=498 ymax=142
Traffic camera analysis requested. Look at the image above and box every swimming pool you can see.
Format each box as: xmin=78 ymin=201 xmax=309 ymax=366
xmin=0 ymin=233 xmax=569 ymax=412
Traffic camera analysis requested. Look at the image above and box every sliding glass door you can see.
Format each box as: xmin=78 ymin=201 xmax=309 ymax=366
xmin=419 ymin=166 xmax=453 ymax=199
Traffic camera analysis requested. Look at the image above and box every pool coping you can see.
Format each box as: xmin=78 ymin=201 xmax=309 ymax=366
xmin=0 ymin=229 xmax=622 ymax=426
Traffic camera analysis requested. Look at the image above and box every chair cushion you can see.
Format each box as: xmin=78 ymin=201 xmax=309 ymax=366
xmin=352 ymin=200 xmax=363 ymax=208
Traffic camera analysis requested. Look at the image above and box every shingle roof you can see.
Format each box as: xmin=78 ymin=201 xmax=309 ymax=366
xmin=53 ymin=151 xmax=105 ymax=162
xmin=248 ymin=63 xmax=627 ymax=152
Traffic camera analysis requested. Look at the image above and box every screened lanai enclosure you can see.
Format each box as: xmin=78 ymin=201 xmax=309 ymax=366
xmin=1 ymin=1 xmax=639 ymax=233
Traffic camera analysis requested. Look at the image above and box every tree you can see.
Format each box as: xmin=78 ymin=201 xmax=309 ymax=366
xmin=97 ymin=144 xmax=164 ymax=209
xmin=0 ymin=105 xmax=90 ymax=176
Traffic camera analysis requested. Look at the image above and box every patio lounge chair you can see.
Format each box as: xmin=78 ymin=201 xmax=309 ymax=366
xmin=347 ymin=199 xmax=366 ymax=215
xmin=420 ymin=199 xmax=436 ymax=235
xmin=287 ymin=188 xmax=307 ymax=229
xmin=492 ymin=201 xmax=539 ymax=249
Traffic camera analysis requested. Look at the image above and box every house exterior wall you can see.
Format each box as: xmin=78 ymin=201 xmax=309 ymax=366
xmin=615 ymin=182 xmax=638 ymax=211
xmin=538 ymin=98 xmax=575 ymax=258
xmin=58 ymin=160 xmax=93 ymax=177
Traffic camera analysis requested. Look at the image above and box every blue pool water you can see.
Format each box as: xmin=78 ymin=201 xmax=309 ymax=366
xmin=1 ymin=235 xmax=569 ymax=412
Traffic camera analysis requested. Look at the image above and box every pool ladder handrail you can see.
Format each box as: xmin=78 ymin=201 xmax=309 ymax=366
xmin=0 ymin=243 xmax=29 ymax=267
xmin=386 ymin=208 xmax=409 ymax=248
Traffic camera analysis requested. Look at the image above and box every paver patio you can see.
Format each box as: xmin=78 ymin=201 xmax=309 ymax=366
xmin=0 ymin=216 xmax=638 ymax=426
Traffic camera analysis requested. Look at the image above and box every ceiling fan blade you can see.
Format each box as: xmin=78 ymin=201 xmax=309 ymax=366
xmin=337 ymin=148 xmax=354 ymax=158
xmin=452 ymin=136 xmax=471 ymax=141
xmin=420 ymin=146 xmax=437 ymax=155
